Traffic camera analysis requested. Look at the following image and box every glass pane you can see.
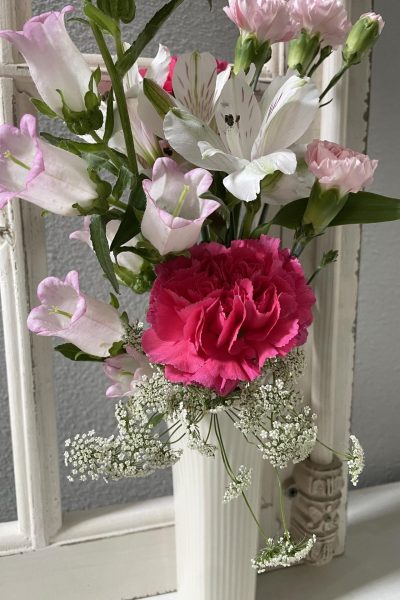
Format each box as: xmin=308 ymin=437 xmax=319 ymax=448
xmin=44 ymin=213 xmax=173 ymax=512
xmin=0 ymin=295 xmax=18 ymax=522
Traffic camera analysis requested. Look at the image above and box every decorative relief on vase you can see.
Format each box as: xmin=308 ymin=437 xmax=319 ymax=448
xmin=290 ymin=456 xmax=344 ymax=566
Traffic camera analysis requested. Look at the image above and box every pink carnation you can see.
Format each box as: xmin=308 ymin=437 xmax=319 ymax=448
xmin=306 ymin=139 xmax=378 ymax=195
xmin=142 ymin=237 xmax=315 ymax=396
xmin=224 ymin=0 xmax=298 ymax=44
xmin=289 ymin=0 xmax=351 ymax=48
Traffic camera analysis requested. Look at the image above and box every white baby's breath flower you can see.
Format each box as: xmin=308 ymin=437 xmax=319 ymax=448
xmin=252 ymin=534 xmax=316 ymax=572
xmin=223 ymin=466 xmax=252 ymax=503
xmin=348 ymin=435 xmax=365 ymax=486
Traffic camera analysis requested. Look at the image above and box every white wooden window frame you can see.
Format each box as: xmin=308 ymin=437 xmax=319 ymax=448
xmin=0 ymin=1 xmax=371 ymax=598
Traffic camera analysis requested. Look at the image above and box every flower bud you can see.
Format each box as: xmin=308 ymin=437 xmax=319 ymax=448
xmin=288 ymin=31 xmax=321 ymax=77
xmin=343 ymin=12 xmax=385 ymax=65
xmin=233 ymin=33 xmax=271 ymax=75
xmin=96 ymin=0 xmax=136 ymax=24
xmin=303 ymin=139 xmax=378 ymax=233
xmin=303 ymin=181 xmax=346 ymax=234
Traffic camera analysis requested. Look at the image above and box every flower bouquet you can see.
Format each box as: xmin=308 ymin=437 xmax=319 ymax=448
xmin=0 ymin=0 xmax=395 ymax=598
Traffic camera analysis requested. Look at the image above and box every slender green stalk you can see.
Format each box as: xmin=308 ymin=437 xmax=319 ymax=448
xmin=320 ymin=63 xmax=350 ymax=102
xmin=214 ymin=414 xmax=269 ymax=542
xmin=89 ymin=22 xmax=139 ymax=180
xmin=275 ymin=469 xmax=289 ymax=537
xmin=316 ymin=438 xmax=351 ymax=460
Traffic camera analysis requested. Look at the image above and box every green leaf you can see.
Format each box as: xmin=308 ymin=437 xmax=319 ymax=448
xmin=109 ymin=340 xmax=126 ymax=357
xmin=117 ymin=0 xmax=185 ymax=75
xmin=31 ymin=98 xmax=58 ymax=119
xmin=113 ymin=166 xmax=135 ymax=200
xmin=109 ymin=292 xmax=120 ymax=309
xmin=110 ymin=177 xmax=146 ymax=251
xmin=55 ymin=343 xmax=104 ymax=362
xmin=90 ymin=215 xmax=120 ymax=293
xmin=84 ymin=3 xmax=120 ymax=36
xmin=40 ymin=132 xmax=106 ymax=154
xmin=272 ymin=192 xmax=400 ymax=230
xmin=330 ymin=191 xmax=400 ymax=225
xmin=272 ymin=198 xmax=308 ymax=229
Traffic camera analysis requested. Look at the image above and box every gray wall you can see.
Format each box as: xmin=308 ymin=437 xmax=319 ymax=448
xmin=352 ymin=0 xmax=400 ymax=487
xmin=0 ymin=0 xmax=399 ymax=521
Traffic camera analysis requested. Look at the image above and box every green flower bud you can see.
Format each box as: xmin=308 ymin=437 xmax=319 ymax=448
xmin=343 ymin=12 xmax=384 ymax=66
xmin=233 ymin=33 xmax=271 ymax=76
xmin=288 ymin=31 xmax=321 ymax=77
xmin=143 ymin=78 xmax=176 ymax=119
xmin=97 ymin=0 xmax=136 ymax=24
xmin=303 ymin=181 xmax=348 ymax=235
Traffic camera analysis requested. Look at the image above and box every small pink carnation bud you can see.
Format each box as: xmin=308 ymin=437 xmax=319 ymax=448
xmin=289 ymin=0 xmax=351 ymax=48
xmin=306 ymin=139 xmax=378 ymax=195
xmin=224 ymin=0 xmax=298 ymax=44
xmin=303 ymin=139 xmax=378 ymax=233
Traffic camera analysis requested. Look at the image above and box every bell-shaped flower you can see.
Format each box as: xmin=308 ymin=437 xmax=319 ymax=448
xmin=70 ymin=218 xmax=143 ymax=274
xmin=163 ymin=73 xmax=319 ymax=202
xmin=0 ymin=114 xmax=98 ymax=215
xmin=0 ymin=7 xmax=94 ymax=116
xmin=141 ymin=157 xmax=219 ymax=255
xmin=27 ymin=271 xmax=125 ymax=358
xmin=103 ymin=346 xmax=154 ymax=398
xmin=138 ymin=51 xmax=231 ymax=140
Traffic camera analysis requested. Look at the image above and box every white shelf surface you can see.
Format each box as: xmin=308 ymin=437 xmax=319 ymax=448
xmin=147 ymin=481 xmax=400 ymax=600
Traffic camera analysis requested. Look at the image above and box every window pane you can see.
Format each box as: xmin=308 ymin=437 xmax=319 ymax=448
xmin=44 ymin=214 xmax=173 ymax=512
xmin=0 ymin=296 xmax=17 ymax=522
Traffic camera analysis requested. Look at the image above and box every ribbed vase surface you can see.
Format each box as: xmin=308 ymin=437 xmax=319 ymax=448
xmin=172 ymin=412 xmax=263 ymax=600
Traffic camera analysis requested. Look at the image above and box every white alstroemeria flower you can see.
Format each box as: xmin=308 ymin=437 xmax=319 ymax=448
xmin=163 ymin=73 xmax=319 ymax=202
xmin=138 ymin=51 xmax=231 ymax=139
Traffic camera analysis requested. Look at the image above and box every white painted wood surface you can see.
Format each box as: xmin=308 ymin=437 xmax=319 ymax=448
xmin=144 ymin=481 xmax=400 ymax=600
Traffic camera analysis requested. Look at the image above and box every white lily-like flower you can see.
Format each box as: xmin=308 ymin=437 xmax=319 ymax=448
xmin=163 ymin=73 xmax=319 ymax=202
xmin=138 ymin=51 xmax=231 ymax=139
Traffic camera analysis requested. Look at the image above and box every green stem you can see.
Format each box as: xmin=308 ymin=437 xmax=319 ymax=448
xmin=109 ymin=196 xmax=127 ymax=210
xmin=317 ymin=438 xmax=351 ymax=460
xmin=275 ymin=469 xmax=289 ymax=537
xmin=89 ymin=22 xmax=139 ymax=180
xmin=320 ymin=63 xmax=350 ymax=102
xmin=215 ymin=414 xmax=269 ymax=542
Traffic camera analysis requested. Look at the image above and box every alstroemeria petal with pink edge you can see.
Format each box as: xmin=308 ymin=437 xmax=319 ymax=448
xmin=306 ymin=139 xmax=378 ymax=195
xmin=0 ymin=7 xmax=94 ymax=115
xmin=224 ymin=0 xmax=298 ymax=44
xmin=103 ymin=346 xmax=154 ymax=398
xmin=141 ymin=157 xmax=219 ymax=255
xmin=27 ymin=271 xmax=125 ymax=358
xmin=0 ymin=114 xmax=98 ymax=215
xmin=289 ymin=0 xmax=351 ymax=48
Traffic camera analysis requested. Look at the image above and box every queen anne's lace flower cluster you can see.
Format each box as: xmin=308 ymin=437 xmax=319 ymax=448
xmin=231 ymin=351 xmax=317 ymax=469
xmin=252 ymin=534 xmax=316 ymax=572
xmin=223 ymin=466 xmax=253 ymax=503
xmin=348 ymin=434 xmax=365 ymax=486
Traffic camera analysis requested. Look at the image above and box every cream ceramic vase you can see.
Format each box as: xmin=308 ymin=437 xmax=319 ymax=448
xmin=172 ymin=412 xmax=263 ymax=600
